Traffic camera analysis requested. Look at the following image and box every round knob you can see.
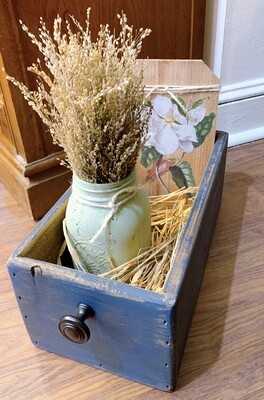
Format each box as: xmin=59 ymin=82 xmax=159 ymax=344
xmin=58 ymin=303 xmax=94 ymax=344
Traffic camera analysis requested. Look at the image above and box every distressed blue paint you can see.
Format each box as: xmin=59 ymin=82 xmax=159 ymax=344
xmin=7 ymin=132 xmax=228 ymax=391
xmin=9 ymin=261 xmax=174 ymax=390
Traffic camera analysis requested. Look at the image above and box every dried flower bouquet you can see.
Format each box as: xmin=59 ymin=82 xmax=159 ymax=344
xmin=6 ymin=9 xmax=151 ymax=183
xmin=6 ymin=10 xmax=198 ymax=284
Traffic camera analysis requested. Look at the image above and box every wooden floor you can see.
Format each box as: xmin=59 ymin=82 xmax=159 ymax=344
xmin=0 ymin=140 xmax=263 ymax=400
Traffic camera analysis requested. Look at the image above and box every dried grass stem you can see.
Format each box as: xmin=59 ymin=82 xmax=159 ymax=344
xmin=6 ymin=9 xmax=151 ymax=183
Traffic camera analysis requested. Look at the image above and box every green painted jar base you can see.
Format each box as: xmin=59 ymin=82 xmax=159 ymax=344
xmin=65 ymin=170 xmax=151 ymax=274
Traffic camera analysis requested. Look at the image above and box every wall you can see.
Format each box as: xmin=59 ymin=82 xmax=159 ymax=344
xmin=204 ymin=0 xmax=264 ymax=146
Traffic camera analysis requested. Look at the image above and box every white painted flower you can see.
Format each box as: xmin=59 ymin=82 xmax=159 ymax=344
xmin=145 ymin=95 xmax=204 ymax=155
xmin=176 ymin=103 xmax=206 ymax=126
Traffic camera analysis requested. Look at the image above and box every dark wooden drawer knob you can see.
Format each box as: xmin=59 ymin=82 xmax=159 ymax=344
xmin=58 ymin=303 xmax=94 ymax=344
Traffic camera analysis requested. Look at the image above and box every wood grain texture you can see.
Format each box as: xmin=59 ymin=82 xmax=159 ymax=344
xmin=11 ymin=0 xmax=206 ymax=61
xmin=1 ymin=139 xmax=264 ymax=399
xmin=137 ymin=60 xmax=220 ymax=195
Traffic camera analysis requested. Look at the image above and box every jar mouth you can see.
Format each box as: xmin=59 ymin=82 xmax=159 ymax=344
xmin=73 ymin=169 xmax=137 ymax=192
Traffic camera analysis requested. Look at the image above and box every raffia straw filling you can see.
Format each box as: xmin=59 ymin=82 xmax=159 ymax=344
xmin=99 ymin=186 xmax=197 ymax=293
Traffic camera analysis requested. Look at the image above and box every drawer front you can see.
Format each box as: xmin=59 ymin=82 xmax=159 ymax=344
xmin=8 ymin=262 xmax=175 ymax=391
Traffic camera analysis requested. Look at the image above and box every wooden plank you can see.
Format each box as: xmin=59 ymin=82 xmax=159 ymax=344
xmin=137 ymin=60 xmax=220 ymax=195
xmin=168 ymin=132 xmax=228 ymax=381
xmin=165 ymin=132 xmax=228 ymax=292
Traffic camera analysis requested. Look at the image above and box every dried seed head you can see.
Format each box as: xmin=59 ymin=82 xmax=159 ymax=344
xmin=6 ymin=10 xmax=151 ymax=183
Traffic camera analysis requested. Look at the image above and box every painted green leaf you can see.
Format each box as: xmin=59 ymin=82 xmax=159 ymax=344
xmin=193 ymin=112 xmax=216 ymax=148
xmin=191 ymin=97 xmax=208 ymax=109
xmin=177 ymin=96 xmax=186 ymax=108
xmin=140 ymin=146 xmax=161 ymax=168
xmin=169 ymin=161 xmax=196 ymax=189
xmin=171 ymin=96 xmax=186 ymax=117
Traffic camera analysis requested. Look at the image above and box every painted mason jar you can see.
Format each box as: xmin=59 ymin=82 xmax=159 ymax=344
xmin=65 ymin=169 xmax=151 ymax=274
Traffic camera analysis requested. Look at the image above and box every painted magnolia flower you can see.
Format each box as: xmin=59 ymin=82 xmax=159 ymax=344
xmin=145 ymin=95 xmax=205 ymax=155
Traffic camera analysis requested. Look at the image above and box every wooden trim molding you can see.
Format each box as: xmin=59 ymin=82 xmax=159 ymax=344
xmin=22 ymin=151 xmax=66 ymax=177
xmin=0 ymin=143 xmax=71 ymax=219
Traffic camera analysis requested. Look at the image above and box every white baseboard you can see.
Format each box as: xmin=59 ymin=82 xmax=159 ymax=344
xmin=217 ymin=94 xmax=264 ymax=146
xmin=225 ymin=126 xmax=264 ymax=147
xmin=219 ymin=77 xmax=264 ymax=104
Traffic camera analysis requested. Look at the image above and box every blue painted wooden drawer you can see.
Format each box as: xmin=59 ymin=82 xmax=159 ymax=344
xmin=7 ymin=132 xmax=228 ymax=391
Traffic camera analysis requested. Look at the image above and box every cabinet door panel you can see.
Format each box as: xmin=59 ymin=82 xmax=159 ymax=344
xmin=14 ymin=0 xmax=206 ymax=60
xmin=0 ymin=84 xmax=13 ymax=145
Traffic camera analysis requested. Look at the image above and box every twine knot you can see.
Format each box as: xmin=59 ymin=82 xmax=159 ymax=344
xmin=90 ymin=186 xmax=140 ymax=243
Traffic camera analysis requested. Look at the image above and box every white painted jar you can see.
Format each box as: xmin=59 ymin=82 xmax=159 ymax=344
xmin=65 ymin=169 xmax=151 ymax=274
